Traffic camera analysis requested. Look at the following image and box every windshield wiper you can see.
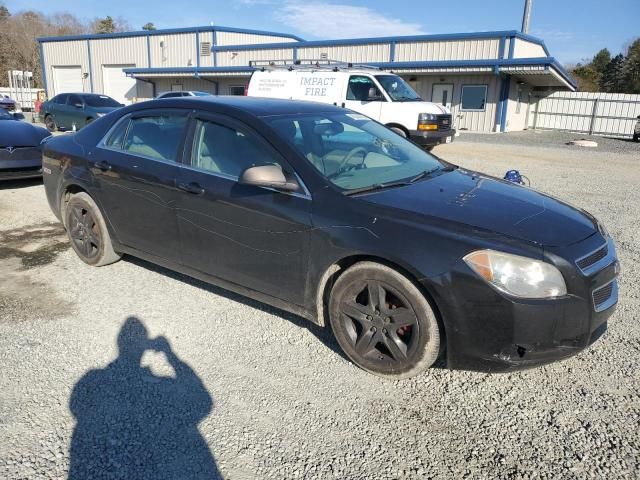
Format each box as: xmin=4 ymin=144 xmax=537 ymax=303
xmin=343 ymin=180 xmax=412 ymax=196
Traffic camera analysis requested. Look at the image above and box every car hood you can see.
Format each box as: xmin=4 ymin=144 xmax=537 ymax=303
xmin=0 ymin=121 xmax=49 ymax=146
xmin=361 ymin=169 xmax=597 ymax=247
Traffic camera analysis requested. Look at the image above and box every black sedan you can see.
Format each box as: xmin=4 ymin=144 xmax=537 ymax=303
xmin=41 ymin=97 xmax=619 ymax=378
xmin=0 ymin=109 xmax=50 ymax=180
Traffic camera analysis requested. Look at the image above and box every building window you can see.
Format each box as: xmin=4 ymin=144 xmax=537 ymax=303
xmin=200 ymin=42 xmax=211 ymax=57
xmin=460 ymin=85 xmax=488 ymax=111
xmin=229 ymin=86 xmax=245 ymax=96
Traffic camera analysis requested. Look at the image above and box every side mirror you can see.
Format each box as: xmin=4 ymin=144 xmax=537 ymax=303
xmin=238 ymin=164 xmax=299 ymax=192
xmin=367 ymin=87 xmax=383 ymax=101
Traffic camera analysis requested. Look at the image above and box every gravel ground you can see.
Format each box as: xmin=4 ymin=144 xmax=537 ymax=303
xmin=0 ymin=134 xmax=639 ymax=479
xmin=456 ymin=129 xmax=640 ymax=155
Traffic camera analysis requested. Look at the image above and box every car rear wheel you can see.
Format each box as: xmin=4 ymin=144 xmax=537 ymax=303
xmin=64 ymin=192 xmax=121 ymax=267
xmin=329 ymin=261 xmax=441 ymax=379
xmin=44 ymin=115 xmax=57 ymax=132
xmin=634 ymin=133 xmax=639 ymax=142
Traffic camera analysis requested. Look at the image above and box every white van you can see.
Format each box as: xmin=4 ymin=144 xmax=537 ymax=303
xmin=247 ymin=65 xmax=455 ymax=149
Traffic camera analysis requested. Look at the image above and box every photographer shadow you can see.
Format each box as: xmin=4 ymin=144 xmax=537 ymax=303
xmin=68 ymin=316 xmax=220 ymax=479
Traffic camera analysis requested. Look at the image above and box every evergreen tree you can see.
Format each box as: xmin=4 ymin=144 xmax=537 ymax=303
xmin=142 ymin=22 xmax=156 ymax=31
xmin=622 ymin=39 xmax=640 ymax=94
xmin=601 ymin=54 xmax=626 ymax=93
xmin=94 ymin=16 xmax=116 ymax=34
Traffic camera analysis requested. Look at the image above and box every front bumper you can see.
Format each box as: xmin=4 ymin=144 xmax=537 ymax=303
xmin=0 ymin=157 xmax=43 ymax=180
xmin=409 ymin=128 xmax=455 ymax=147
xmin=424 ymin=234 xmax=619 ymax=372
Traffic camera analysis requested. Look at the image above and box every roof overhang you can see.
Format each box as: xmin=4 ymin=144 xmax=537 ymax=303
xmin=124 ymin=57 xmax=576 ymax=91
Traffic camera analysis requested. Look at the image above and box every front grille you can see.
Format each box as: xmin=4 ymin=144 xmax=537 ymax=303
xmin=592 ymin=280 xmax=617 ymax=312
xmin=437 ymin=114 xmax=452 ymax=131
xmin=0 ymin=146 xmax=41 ymax=162
xmin=576 ymin=244 xmax=607 ymax=271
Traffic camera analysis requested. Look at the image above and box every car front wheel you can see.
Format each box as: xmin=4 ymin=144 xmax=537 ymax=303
xmin=64 ymin=192 xmax=121 ymax=267
xmin=329 ymin=261 xmax=441 ymax=379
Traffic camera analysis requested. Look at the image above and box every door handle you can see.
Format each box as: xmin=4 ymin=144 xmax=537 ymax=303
xmin=177 ymin=182 xmax=205 ymax=195
xmin=95 ymin=160 xmax=112 ymax=171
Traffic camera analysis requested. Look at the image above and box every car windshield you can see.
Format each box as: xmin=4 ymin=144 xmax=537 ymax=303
xmin=375 ymin=75 xmax=422 ymax=102
xmin=267 ymin=111 xmax=443 ymax=192
xmin=84 ymin=95 xmax=120 ymax=107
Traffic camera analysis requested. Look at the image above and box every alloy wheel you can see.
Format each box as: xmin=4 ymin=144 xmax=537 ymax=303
xmin=338 ymin=280 xmax=420 ymax=369
xmin=68 ymin=205 xmax=101 ymax=260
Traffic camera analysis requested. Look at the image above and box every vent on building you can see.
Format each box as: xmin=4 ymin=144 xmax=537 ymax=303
xmin=319 ymin=52 xmax=328 ymax=60
xmin=200 ymin=42 xmax=211 ymax=56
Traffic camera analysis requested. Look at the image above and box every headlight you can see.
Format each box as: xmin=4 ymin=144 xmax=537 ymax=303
xmin=596 ymin=219 xmax=609 ymax=238
xmin=418 ymin=113 xmax=437 ymax=122
xmin=463 ymin=250 xmax=567 ymax=298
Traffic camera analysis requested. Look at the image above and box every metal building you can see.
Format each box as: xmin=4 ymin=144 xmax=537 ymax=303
xmin=38 ymin=25 xmax=576 ymax=133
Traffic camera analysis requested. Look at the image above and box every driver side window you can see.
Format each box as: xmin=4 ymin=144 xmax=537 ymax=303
xmin=346 ymin=76 xmax=381 ymax=101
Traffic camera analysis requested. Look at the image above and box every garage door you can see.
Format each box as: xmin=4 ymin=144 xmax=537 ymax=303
xmin=52 ymin=66 xmax=83 ymax=95
xmin=102 ymin=65 xmax=137 ymax=104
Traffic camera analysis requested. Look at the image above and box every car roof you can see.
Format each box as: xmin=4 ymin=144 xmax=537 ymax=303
xmin=130 ymin=96 xmax=344 ymax=117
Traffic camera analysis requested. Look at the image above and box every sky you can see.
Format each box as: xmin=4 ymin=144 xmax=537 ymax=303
xmin=5 ymin=0 xmax=639 ymax=64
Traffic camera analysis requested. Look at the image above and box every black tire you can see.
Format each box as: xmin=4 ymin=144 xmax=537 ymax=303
xmin=329 ymin=261 xmax=441 ymax=379
xmin=64 ymin=192 xmax=121 ymax=267
xmin=44 ymin=114 xmax=57 ymax=132
xmin=634 ymin=133 xmax=639 ymax=142
xmin=425 ymin=146 xmax=435 ymax=152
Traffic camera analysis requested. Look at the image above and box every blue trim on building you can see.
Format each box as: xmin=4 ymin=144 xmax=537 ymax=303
xmin=210 ymin=30 xmax=550 ymax=53
xmin=508 ymin=36 xmax=515 ymax=59
xmin=124 ymin=66 xmax=255 ymax=75
xmin=498 ymin=36 xmax=506 ymax=59
xmin=86 ymin=40 xmax=94 ymax=93
xmin=497 ymin=74 xmax=511 ymax=132
xmin=389 ymin=41 xmax=396 ymax=62
xmin=146 ymin=34 xmax=151 ymax=67
xmin=212 ymin=30 xmax=217 ymax=67
xmin=38 ymin=42 xmax=48 ymax=96
xmin=37 ymin=25 xmax=303 ymax=43
xmin=292 ymin=47 xmax=298 ymax=62
xmin=196 ymin=31 xmax=200 ymax=68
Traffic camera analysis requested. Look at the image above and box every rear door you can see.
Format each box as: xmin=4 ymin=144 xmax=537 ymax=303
xmin=175 ymin=112 xmax=312 ymax=305
xmin=66 ymin=94 xmax=85 ymax=130
xmin=89 ymin=109 xmax=189 ymax=262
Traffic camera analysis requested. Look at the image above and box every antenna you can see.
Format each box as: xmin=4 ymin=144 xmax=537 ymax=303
xmin=521 ymin=0 xmax=533 ymax=33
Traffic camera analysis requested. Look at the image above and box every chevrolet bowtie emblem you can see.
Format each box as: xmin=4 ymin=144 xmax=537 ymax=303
xmin=5 ymin=146 xmax=15 ymax=154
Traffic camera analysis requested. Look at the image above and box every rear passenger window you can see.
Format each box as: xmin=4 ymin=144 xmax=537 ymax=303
xmin=103 ymin=118 xmax=130 ymax=149
xmin=191 ymin=119 xmax=283 ymax=177
xmin=123 ymin=115 xmax=188 ymax=162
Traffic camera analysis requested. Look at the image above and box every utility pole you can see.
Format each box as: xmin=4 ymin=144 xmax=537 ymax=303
xmin=521 ymin=0 xmax=532 ymax=33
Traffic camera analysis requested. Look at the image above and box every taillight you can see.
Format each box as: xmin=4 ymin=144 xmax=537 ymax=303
xmin=244 ymin=85 xmax=248 ymax=96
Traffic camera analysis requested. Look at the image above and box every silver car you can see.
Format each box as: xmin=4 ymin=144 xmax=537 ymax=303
xmin=155 ymin=91 xmax=212 ymax=99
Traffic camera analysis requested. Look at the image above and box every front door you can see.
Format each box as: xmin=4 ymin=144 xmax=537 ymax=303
xmin=175 ymin=113 xmax=312 ymax=305
xmin=431 ymin=84 xmax=454 ymax=110
xmin=343 ymin=75 xmax=384 ymax=120
xmin=89 ymin=109 xmax=189 ymax=262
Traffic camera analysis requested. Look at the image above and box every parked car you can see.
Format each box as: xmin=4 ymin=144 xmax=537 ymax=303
xmin=0 ymin=108 xmax=50 ymax=180
xmin=40 ymin=93 xmax=123 ymax=132
xmin=0 ymin=95 xmax=24 ymax=119
xmin=156 ymin=91 xmax=212 ymax=99
xmin=634 ymin=115 xmax=639 ymax=142
xmin=42 ymin=97 xmax=619 ymax=378
xmin=247 ymin=66 xmax=454 ymax=150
